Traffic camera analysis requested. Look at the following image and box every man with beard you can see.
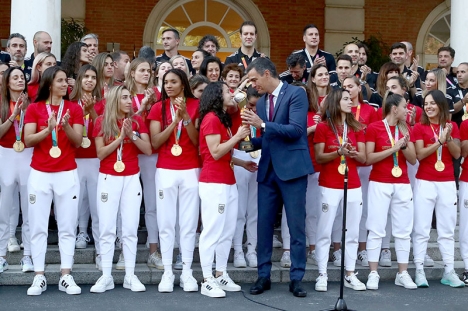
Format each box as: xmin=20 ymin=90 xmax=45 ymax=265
xmin=5 ymin=33 xmax=32 ymax=81
xmin=24 ymin=31 xmax=56 ymax=75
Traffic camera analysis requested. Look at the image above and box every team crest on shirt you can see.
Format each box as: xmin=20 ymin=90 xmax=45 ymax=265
xmin=218 ymin=204 xmax=225 ymax=214
xmin=29 ymin=194 xmax=36 ymax=204
xmin=101 ymin=193 xmax=108 ymax=202
xmin=464 ymin=200 xmax=468 ymax=208
xmin=159 ymin=190 xmax=164 ymax=199
xmin=322 ymin=203 xmax=328 ymax=213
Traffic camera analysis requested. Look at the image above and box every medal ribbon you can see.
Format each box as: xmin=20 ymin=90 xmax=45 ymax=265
xmin=336 ymin=123 xmax=348 ymax=165
xmin=78 ymin=100 xmax=89 ymax=138
xmin=169 ymin=100 xmax=183 ymax=145
xmin=10 ymin=101 xmax=24 ymax=141
xmin=134 ymin=95 xmax=141 ymax=110
xmin=430 ymin=124 xmax=443 ymax=163
xmin=45 ymin=100 xmax=64 ymax=147
xmin=355 ymin=104 xmax=361 ymax=122
xmin=383 ymin=119 xmax=399 ymax=168
xmin=116 ymin=123 xmax=124 ymax=162
xmin=250 ymin=125 xmax=256 ymax=138
xmin=241 ymin=57 xmax=248 ymax=69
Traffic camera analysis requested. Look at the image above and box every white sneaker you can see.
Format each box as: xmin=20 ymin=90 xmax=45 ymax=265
xmin=440 ymin=270 xmax=465 ymax=288
xmin=96 ymin=255 xmax=102 ymax=271
xmin=415 ymin=269 xmax=429 ymax=287
xmin=174 ymin=253 xmax=183 ymax=270
xmin=115 ymin=237 xmax=122 ymax=249
xmin=75 ymin=232 xmax=90 ymax=249
xmin=366 ymin=271 xmax=380 ymax=290
xmin=27 ymin=274 xmax=47 ymax=296
xmin=246 ymin=252 xmax=258 ymax=268
xmin=147 ymin=251 xmax=164 ymax=270
xmin=395 ymin=271 xmax=417 ymax=289
xmin=424 ymin=253 xmax=434 ymax=267
xmin=307 ymin=250 xmax=317 ymax=266
xmin=201 ymin=276 xmax=226 ymax=298
xmin=233 ymin=251 xmax=247 ymax=268
xmin=379 ymin=249 xmax=392 ymax=267
xmin=116 ymin=253 xmax=125 ymax=270
xmin=272 ymin=235 xmax=283 ymax=248
xmin=216 ymin=272 xmax=241 ymax=291
xmin=280 ymin=251 xmax=291 ymax=268
xmin=357 ymin=250 xmax=369 ymax=267
xmin=180 ymin=270 xmax=198 ymax=292
xmin=124 ymin=274 xmax=146 ymax=292
xmin=344 ymin=272 xmax=366 ymax=291
xmin=315 ymin=274 xmax=328 ymax=292
xmin=90 ymin=275 xmax=114 ymax=293
xmin=0 ymin=257 xmax=9 ymax=273
xmin=8 ymin=237 xmax=21 ymax=252
xmin=332 ymin=249 xmax=342 ymax=267
xmin=20 ymin=256 xmax=34 ymax=272
xmin=59 ymin=274 xmax=82 ymax=295
xmin=158 ymin=272 xmax=175 ymax=292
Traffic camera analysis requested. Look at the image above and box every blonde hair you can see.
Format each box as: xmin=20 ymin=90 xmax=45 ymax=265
xmin=169 ymin=55 xmax=190 ymax=77
xmin=124 ymin=58 xmax=154 ymax=95
xmin=424 ymin=68 xmax=447 ymax=96
xmin=29 ymin=52 xmax=56 ymax=85
xmin=100 ymin=85 xmax=138 ymax=143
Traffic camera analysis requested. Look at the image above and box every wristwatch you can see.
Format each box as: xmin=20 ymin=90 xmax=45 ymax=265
xmin=261 ymin=123 xmax=266 ymax=129
xmin=183 ymin=118 xmax=192 ymax=127
xmin=131 ymin=131 xmax=139 ymax=141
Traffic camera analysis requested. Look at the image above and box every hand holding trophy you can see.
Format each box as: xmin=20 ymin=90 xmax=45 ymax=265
xmin=234 ymin=91 xmax=255 ymax=152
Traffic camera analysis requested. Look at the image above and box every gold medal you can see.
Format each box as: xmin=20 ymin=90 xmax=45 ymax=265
xmin=13 ymin=140 xmax=25 ymax=152
xmin=81 ymin=137 xmax=91 ymax=148
xmin=435 ymin=160 xmax=445 ymax=172
xmin=249 ymin=150 xmax=259 ymax=159
xmin=338 ymin=163 xmax=346 ymax=175
xmin=171 ymin=144 xmax=182 ymax=156
xmin=463 ymin=114 xmax=468 ymax=121
xmin=49 ymin=146 xmax=61 ymax=158
xmin=114 ymin=160 xmax=125 ymax=173
xmin=392 ymin=166 xmax=402 ymax=178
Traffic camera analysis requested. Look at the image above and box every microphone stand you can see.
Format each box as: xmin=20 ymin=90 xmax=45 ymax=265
xmin=323 ymin=113 xmax=355 ymax=311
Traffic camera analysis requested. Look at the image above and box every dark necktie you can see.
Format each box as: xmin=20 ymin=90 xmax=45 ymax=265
xmin=269 ymin=94 xmax=274 ymax=121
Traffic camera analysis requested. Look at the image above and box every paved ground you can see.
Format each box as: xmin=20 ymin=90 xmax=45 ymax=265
xmin=0 ymin=281 xmax=466 ymax=311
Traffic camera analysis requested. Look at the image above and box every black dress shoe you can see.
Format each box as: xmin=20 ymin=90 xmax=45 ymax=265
xmin=289 ymin=280 xmax=307 ymax=297
xmin=250 ymin=277 xmax=271 ymax=295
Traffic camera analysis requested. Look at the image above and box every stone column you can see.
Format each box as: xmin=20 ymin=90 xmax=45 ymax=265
xmin=10 ymin=0 xmax=61 ymax=59
xmin=451 ymin=0 xmax=468 ymax=66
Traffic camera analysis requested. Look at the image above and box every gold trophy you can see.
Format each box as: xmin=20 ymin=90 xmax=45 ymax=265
xmin=234 ymin=91 xmax=255 ymax=152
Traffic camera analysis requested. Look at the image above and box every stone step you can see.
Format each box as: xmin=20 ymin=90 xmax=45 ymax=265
xmin=0 ymin=261 xmax=465 ymax=286
xmin=4 ymin=241 xmax=464 ymax=266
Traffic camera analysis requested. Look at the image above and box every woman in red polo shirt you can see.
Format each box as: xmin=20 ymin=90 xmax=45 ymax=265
xmin=198 ymin=82 xmax=249 ymax=298
xmin=364 ymin=92 xmax=417 ymax=290
xmin=412 ymin=89 xmax=464 ymax=288
xmin=69 ymin=64 xmax=102 ymax=259
xmin=0 ymin=67 xmax=33 ymax=273
xmin=148 ymin=69 xmax=200 ymax=293
xmin=314 ymin=88 xmax=366 ymax=292
xmin=125 ymin=58 xmax=162 ymax=270
xmin=24 ymin=66 xmax=84 ymax=296
xmin=90 ymin=85 xmax=151 ymax=293
xmin=91 ymin=53 xmax=114 ymax=96
xmin=343 ymin=75 xmax=379 ymax=267
xmin=28 ymin=52 xmax=57 ymax=101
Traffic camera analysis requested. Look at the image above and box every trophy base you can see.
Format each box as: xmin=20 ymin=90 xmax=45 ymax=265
xmin=239 ymin=141 xmax=255 ymax=152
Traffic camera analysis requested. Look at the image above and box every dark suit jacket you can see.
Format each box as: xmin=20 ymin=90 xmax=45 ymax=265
xmin=252 ymin=82 xmax=314 ymax=182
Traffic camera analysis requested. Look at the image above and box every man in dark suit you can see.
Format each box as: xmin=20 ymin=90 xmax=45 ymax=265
xmin=241 ymin=58 xmax=314 ymax=297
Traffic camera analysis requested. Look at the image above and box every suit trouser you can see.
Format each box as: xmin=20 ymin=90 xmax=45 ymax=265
xmin=139 ymin=154 xmax=159 ymax=244
xmin=457 ymin=181 xmax=468 ymax=269
xmin=366 ymin=182 xmax=413 ymax=263
xmin=76 ymin=158 xmax=100 ymax=253
xmin=0 ymin=147 xmax=32 ymax=257
xmin=97 ymin=173 xmax=141 ymax=271
xmin=281 ymin=173 xmax=319 ymax=248
xmin=199 ymin=182 xmax=238 ymax=278
xmin=257 ymin=168 xmax=307 ymax=281
xmin=316 ymin=187 xmax=362 ymax=274
xmin=412 ymin=179 xmax=457 ymax=268
xmin=28 ymin=168 xmax=80 ymax=271
xmin=156 ymin=168 xmax=199 ymax=266
xmin=233 ymin=149 xmax=259 ymax=252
